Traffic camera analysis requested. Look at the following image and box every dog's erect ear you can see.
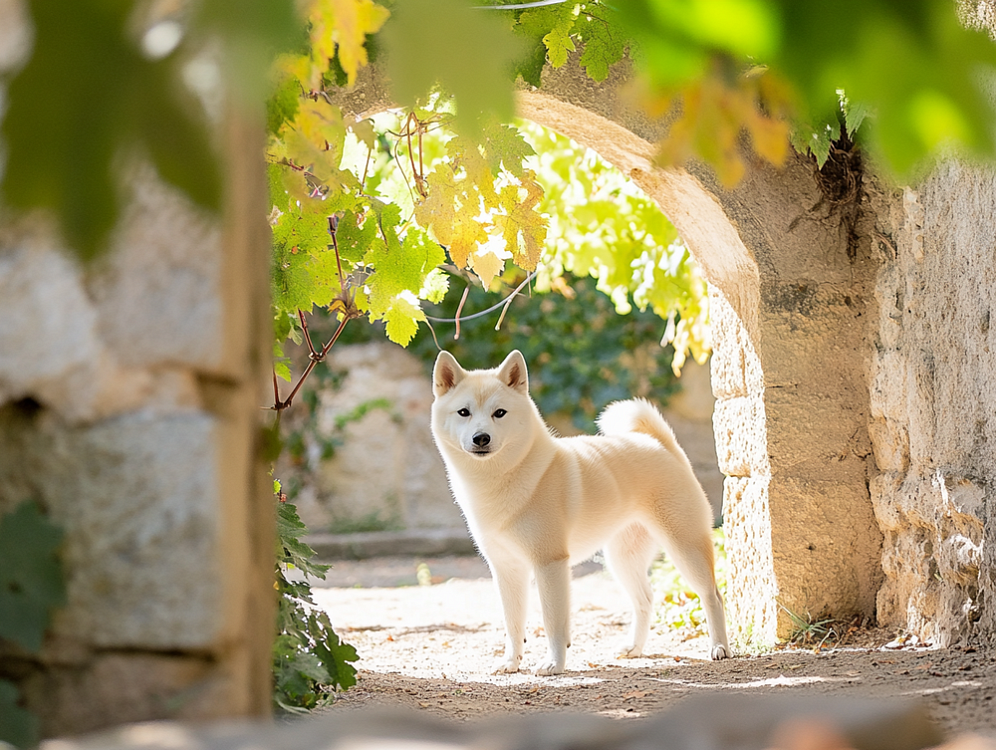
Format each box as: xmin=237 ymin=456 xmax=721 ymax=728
xmin=497 ymin=350 xmax=528 ymax=394
xmin=433 ymin=351 xmax=466 ymax=397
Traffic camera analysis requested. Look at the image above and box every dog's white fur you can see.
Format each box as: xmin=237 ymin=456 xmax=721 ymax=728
xmin=430 ymin=350 xmax=730 ymax=674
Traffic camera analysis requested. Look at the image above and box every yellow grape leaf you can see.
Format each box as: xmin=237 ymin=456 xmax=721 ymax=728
xmin=282 ymin=129 xmax=342 ymax=187
xmin=349 ymin=117 xmax=376 ymax=149
xmin=274 ymin=53 xmax=313 ymax=88
xmin=470 ymin=244 xmax=505 ymax=289
xmin=414 ymin=168 xmax=457 ymax=246
xmin=745 ymin=109 xmax=790 ymax=166
xmin=271 ymin=160 xmax=314 ymax=206
xmin=302 ymin=0 xmax=390 ymax=88
xmin=448 ymin=209 xmax=488 ymax=270
xmin=746 ymin=72 xmax=792 ymax=166
xmin=448 ymin=136 xmax=498 ymax=210
xmin=297 ymin=99 xmax=345 ymax=150
xmin=328 ymin=0 xmax=390 ymax=86
xmin=282 ymin=127 xmax=324 ymax=167
xmin=494 ymin=173 xmax=547 ymax=271
xmin=644 ymin=63 xmax=792 ymax=187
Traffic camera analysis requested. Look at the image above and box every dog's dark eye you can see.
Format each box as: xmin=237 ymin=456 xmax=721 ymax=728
xmin=457 ymin=408 xmax=471 ymax=417
xmin=493 ymin=409 xmax=507 ymax=419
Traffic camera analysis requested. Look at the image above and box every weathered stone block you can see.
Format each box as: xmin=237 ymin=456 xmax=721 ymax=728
xmin=23 ymin=653 xmax=228 ymax=738
xmin=767 ymin=476 xmax=883 ymax=630
xmin=871 ymin=470 xmax=985 ymax=642
xmin=868 ymin=417 xmax=910 ymax=473
xmin=712 ymin=394 xmax=769 ymax=478
xmin=709 ymin=287 xmax=764 ymax=400
xmin=0 ymin=243 xmax=154 ymax=423
xmin=870 ymin=349 xmax=910 ymax=424
xmin=0 ymin=409 xmax=224 ymax=650
xmin=88 ymin=169 xmax=225 ymax=373
xmin=723 ymin=475 xmax=778 ymax=649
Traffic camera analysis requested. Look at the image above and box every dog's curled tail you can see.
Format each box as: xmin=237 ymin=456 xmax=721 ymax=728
xmin=597 ymin=398 xmax=687 ymax=458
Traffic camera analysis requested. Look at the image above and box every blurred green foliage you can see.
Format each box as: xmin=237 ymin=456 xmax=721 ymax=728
xmin=0 ymin=500 xmax=66 ymax=748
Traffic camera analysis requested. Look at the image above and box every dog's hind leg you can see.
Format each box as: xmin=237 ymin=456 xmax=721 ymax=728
xmin=654 ymin=526 xmax=731 ymax=660
xmin=604 ymin=523 xmax=657 ymax=658
xmin=488 ymin=553 xmax=530 ymax=674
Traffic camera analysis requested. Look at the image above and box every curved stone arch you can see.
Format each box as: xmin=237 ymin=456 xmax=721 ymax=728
xmin=337 ymin=57 xmax=884 ymax=648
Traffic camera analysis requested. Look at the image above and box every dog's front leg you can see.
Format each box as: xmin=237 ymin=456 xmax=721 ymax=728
xmin=490 ymin=557 xmax=529 ymax=674
xmin=533 ymin=558 xmax=570 ymax=675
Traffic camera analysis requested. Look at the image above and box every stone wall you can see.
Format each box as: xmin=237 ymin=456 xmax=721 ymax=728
xmin=869 ymin=163 xmax=996 ymax=645
xmin=290 ymin=342 xmax=462 ymax=533
xmin=0 ymin=5 xmax=274 ymax=732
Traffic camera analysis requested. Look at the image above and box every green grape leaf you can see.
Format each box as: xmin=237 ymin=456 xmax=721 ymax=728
xmin=419 ymin=268 xmax=450 ymax=303
xmin=838 ymin=90 xmax=873 ymax=137
xmin=334 ymin=210 xmax=378 ymax=264
xmin=481 ymin=122 xmax=536 ymax=179
xmin=575 ymin=5 xmax=627 ymax=81
xmin=0 ymin=501 xmax=65 ymax=654
xmin=790 ymin=122 xmax=834 ymax=167
xmin=272 ymin=239 xmax=320 ymax=313
xmin=267 ymin=76 xmax=302 ymax=137
xmin=312 ymin=613 xmax=359 ymax=690
xmin=365 ymin=226 xmax=443 ymax=312
xmin=273 ymin=209 xmax=331 ymax=256
xmin=382 ymin=295 xmax=426 ymax=346
xmin=276 ymin=502 xmax=330 ymax=579
xmin=541 ymin=8 xmax=578 ymax=68
xmin=511 ymin=36 xmax=548 ymax=88
xmin=274 ymin=359 xmax=292 ymax=383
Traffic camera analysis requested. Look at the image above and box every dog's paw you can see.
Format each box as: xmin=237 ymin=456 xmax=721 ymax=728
xmin=533 ymin=659 xmax=566 ymax=676
xmin=492 ymin=656 xmax=522 ymax=674
xmin=615 ymin=643 xmax=644 ymax=659
xmin=710 ymin=643 xmax=731 ymax=660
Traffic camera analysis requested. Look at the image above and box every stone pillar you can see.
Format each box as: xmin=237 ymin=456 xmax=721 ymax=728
xmin=0 ymin=5 xmax=274 ymax=734
xmin=667 ymin=155 xmax=884 ymax=648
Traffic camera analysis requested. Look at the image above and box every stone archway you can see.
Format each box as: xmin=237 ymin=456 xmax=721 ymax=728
xmin=513 ymin=58 xmax=884 ymax=647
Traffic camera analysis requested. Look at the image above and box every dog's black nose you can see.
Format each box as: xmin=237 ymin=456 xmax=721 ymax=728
xmin=473 ymin=432 xmax=491 ymax=448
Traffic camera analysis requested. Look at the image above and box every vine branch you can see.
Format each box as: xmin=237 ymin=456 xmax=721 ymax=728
xmin=269 ymin=215 xmax=360 ymax=412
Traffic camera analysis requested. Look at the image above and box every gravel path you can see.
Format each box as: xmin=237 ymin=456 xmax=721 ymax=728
xmin=311 ymin=555 xmax=996 ymax=739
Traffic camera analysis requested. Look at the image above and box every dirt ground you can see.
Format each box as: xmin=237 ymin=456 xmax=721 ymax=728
xmin=311 ymin=555 xmax=996 ymax=739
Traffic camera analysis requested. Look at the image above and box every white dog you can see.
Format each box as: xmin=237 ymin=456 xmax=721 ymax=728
xmin=430 ymin=350 xmax=730 ymax=674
